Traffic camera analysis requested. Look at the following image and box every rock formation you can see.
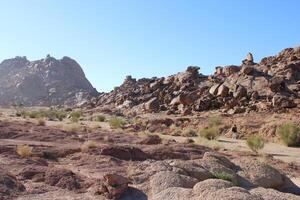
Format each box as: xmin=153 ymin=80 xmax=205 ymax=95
xmin=0 ymin=55 xmax=97 ymax=106
xmin=91 ymin=46 xmax=300 ymax=115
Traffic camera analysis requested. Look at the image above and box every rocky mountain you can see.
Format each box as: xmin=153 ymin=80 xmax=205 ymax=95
xmin=90 ymin=46 xmax=300 ymax=115
xmin=0 ymin=55 xmax=98 ymax=106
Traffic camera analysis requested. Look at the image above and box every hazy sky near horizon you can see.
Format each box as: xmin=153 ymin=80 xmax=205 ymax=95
xmin=0 ymin=0 xmax=299 ymax=92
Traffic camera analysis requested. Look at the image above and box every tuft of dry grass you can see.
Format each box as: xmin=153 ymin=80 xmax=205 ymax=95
xmin=197 ymin=137 xmax=223 ymax=151
xmin=247 ymin=135 xmax=264 ymax=153
xmin=109 ymin=117 xmax=126 ymax=129
xmin=36 ymin=118 xmax=46 ymax=126
xmin=63 ymin=124 xmax=83 ymax=132
xmin=182 ymin=128 xmax=198 ymax=137
xmin=81 ymin=140 xmax=97 ymax=152
xmin=199 ymin=126 xmax=219 ymax=140
xmin=16 ymin=145 xmax=33 ymax=158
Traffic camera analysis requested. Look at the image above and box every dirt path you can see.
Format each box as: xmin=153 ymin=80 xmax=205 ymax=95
xmin=160 ymin=135 xmax=300 ymax=164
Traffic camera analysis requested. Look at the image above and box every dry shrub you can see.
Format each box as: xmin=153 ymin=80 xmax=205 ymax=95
xmin=95 ymin=115 xmax=106 ymax=122
xmin=63 ymin=124 xmax=83 ymax=132
xmin=81 ymin=140 xmax=97 ymax=152
xmin=36 ymin=118 xmax=46 ymax=126
xmin=109 ymin=117 xmax=126 ymax=129
xmin=199 ymin=126 xmax=219 ymax=140
xmin=277 ymin=123 xmax=300 ymax=147
xmin=246 ymin=135 xmax=264 ymax=153
xmin=16 ymin=145 xmax=33 ymax=158
xmin=182 ymin=128 xmax=198 ymax=137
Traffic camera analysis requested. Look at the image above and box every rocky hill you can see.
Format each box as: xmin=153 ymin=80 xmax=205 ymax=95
xmin=90 ymin=46 xmax=300 ymax=115
xmin=0 ymin=55 xmax=98 ymax=106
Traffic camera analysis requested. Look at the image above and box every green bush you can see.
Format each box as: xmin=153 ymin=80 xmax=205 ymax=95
xmin=247 ymin=135 xmax=264 ymax=153
xmin=24 ymin=110 xmax=66 ymax=120
xmin=277 ymin=123 xmax=300 ymax=147
xmin=200 ymin=127 xmax=219 ymax=140
xmin=95 ymin=115 xmax=106 ymax=122
xmin=70 ymin=111 xmax=82 ymax=123
xmin=109 ymin=117 xmax=126 ymax=129
xmin=213 ymin=172 xmax=233 ymax=182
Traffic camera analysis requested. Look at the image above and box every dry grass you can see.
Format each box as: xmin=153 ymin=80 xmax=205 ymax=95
xmin=199 ymin=126 xmax=220 ymax=140
xmin=16 ymin=145 xmax=33 ymax=158
xmin=81 ymin=140 xmax=97 ymax=152
xmin=36 ymin=118 xmax=46 ymax=126
xmin=197 ymin=137 xmax=223 ymax=151
xmin=182 ymin=128 xmax=198 ymax=137
xmin=246 ymin=135 xmax=265 ymax=153
xmin=63 ymin=124 xmax=83 ymax=132
xmin=109 ymin=117 xmax=126 ymax=129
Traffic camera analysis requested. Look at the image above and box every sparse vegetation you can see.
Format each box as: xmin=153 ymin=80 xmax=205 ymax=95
xmin=20 ymin=109 xmax=67 ymax=121
xmin=213 ymin=172 xmax=233 ymax=182
xmin=199 ymin=126 xmax=219 ymax=140
xmin=109 ymin=117 xmax=126 ymax=129
xmin=95 ymin=115 xmax=106 ymax=122
xmin=16 ymin=145 xmax=33 ymax=158
xmin=277 ymin=123 xmax=300 ymax=147
xmin=246 ymin=135 xmax=264 ymax=153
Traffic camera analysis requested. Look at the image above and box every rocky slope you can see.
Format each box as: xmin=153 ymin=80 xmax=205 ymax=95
xmin=0 ymin=55 xmax=97 ymax=106
xmin=90 ymin=46 xmax=300 ymax=115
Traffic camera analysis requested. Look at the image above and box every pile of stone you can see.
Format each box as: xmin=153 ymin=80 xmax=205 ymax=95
xmin=91 ymin=46 xmax=300 ymax=115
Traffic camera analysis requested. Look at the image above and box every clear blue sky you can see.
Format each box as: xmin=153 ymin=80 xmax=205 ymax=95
xmin=0 ymin=0 xmax=299 ymax=92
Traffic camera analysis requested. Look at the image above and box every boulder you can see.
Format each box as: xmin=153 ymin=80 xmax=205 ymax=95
xmin=251 ymin=187 xmax=300 ymax=200
xmin=209 ymin=84 xmax=221 ymax=95
xmin=150 ymin=171 xmax=198 ymax=195
xmin=233 ymin=85 xmax=247 ymax=99
xmin=272 ymin=94 xmax=296 ymax=108
xmin=224 ymin=65 xmax=240 ymax=76
xmin=144 ymin=97 xmax=160 ymax=112
xmin=97 ymin=174 xmax=131 ymax=199
xmin=140 ymin=135 xmax=162 ymax=145
xmin=44 ymin=168 xmax=82 ymax=190
xmin=168 ymin=160 xmax=213 ymax=181
xmin=241 ymin=65 xmax=254 ymax=75
xmin=100 ymin=146 xmax=148 ymax=161
xmin=233 ymin=158 xmax=284 ymax=189
xmin=217 ymin=84 xmax=229 ymax=97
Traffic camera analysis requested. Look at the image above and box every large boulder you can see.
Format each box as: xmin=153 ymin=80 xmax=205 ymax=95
xmin=217 ymin=84 xmax=229 ymax=97
xmin=96 ymin=174 xmax=131 ymax=199
xmin=168 ymin=160 xmax=213 ymax=181
xmin=272 ymin=94 xmax=296 ymax=108
xmin=250 ymin=187 xmax=300 ymax=200
xmin=150 ymin=171 xmax=198 ymax=195
xmin=144 ymin=97 xmax=160 ymax=112
xmin=44 ymin=168 xmax=82 ymax=190
xmin=233 ymin=158 xmax=284 ymax=189
xmin=153 ymin=179 xmax=262 ymax=200
xmin=209 ymin=84 xmax=221 ymax=95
